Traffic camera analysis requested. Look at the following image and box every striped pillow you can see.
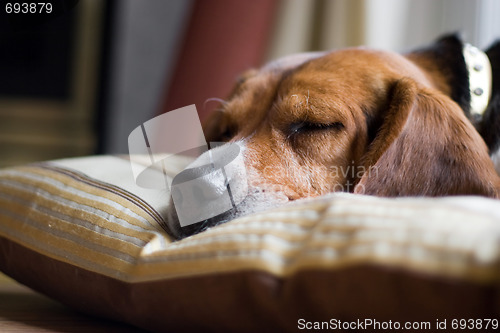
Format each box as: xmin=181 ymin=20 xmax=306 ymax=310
xmin=1 ymin=155 xmax=500 ymax=332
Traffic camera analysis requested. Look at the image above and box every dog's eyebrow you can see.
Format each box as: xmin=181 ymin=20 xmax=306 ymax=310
xmin=278 ymin=56 xmax=325 ymax=90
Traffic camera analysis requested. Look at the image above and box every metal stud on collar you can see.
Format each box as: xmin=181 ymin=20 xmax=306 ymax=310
xmin=463 ymin=43 xmax=492 ymax=116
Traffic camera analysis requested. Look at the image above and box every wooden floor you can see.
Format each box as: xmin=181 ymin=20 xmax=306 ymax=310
xmin=0 ymin=273 xmax=146 ymax=332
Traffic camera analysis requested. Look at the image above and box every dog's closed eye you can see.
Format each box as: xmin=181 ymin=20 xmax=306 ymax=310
xmin=288 ymin=121 xmax=344 ymax=137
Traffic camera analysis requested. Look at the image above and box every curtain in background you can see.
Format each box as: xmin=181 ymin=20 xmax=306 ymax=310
xmin=105 ymin=0 xmax=500 ymax=153
xmin=268 ymin=0 xmax=500 ymax=59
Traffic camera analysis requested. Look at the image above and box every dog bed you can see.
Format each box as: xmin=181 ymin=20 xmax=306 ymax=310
xmin=1 ymin=155 xmax=500 ymax=332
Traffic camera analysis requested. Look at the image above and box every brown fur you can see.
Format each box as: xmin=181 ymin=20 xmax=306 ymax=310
xmin=203 ymin=48 xmax=500 ymax=200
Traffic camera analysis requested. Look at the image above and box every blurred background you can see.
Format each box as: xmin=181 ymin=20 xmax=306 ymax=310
xmin=0 ymin=0 xmax=499 ymax=167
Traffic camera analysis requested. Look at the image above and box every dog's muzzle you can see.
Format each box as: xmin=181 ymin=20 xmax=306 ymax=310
xmin=166 ymin=142 xmax=248 ymax=238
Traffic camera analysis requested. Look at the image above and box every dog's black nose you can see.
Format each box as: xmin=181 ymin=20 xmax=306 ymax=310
xmin=166 ymin=143 xmax=248 ymax=238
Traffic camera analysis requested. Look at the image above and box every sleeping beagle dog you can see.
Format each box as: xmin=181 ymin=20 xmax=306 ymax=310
xmin=166 ymin=34 xmax=500 ymax=239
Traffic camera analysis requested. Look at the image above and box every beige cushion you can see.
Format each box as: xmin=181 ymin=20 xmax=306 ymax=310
xmin=1 ymin=155 xmax=500 ymax=332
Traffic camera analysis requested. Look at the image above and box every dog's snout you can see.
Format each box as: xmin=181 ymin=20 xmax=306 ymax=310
xmin=168 ymin=143 xmax=248 ymax=232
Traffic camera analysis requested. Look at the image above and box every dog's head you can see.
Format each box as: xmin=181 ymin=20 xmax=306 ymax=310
xmin=167 ymin=35 xmax=500 ymax=239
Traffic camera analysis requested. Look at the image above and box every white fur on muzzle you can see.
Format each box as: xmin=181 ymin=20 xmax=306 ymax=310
xmin=166 ymin=141 xmax=289 ymax=239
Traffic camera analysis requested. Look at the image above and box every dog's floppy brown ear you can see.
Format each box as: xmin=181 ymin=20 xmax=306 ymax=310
xmin=355 ymin=78 xmax=500 ymax=198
